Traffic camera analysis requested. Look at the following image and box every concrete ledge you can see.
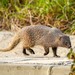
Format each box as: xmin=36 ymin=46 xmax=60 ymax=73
xmin=50 ymin=66 xmax=71 ymax=75
xmin=0 ymin=64 xmax=48 ymax=75
xmin=0 ymin=57 xmax=72 ymax=75
xmin=0 ymin=64 xmax=71 ymax=75
xmin=0 ymin=31 xmax=74 ymax=75
xmin=0 ymin=57 xmax=72 ymax=66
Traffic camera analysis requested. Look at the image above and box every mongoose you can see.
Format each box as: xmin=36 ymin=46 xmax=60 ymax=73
xmin=0 ymin=25 xmax=71 ymax=57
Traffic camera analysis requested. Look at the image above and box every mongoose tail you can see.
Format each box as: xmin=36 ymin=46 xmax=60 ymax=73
xmin=0 ymin=34 xmax=20 ymax=52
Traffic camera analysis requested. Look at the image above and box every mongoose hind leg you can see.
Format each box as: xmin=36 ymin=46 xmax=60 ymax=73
xmin=52 ymin=47 xmax=60 ymax=57
xmin=27 ymin=48 xmax=35 ymax=54
xmin=23 ymin=48 xmax=29 ymax=55
xmin=44 ymin=47 xmax=49 ymax=55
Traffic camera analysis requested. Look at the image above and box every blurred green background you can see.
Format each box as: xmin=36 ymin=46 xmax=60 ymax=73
xmin=0 ymin=0 xmax=75 ymax=34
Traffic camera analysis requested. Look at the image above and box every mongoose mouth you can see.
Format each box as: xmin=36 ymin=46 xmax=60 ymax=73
xmin=68 ymin=45 xmax=72 ymax=48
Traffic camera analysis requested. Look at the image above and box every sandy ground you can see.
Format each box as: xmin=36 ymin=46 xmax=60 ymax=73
xmin=0 ymin=31 xmax=74 ymax=65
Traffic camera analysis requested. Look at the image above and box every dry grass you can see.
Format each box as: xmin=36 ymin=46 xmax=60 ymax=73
xmin=0 ymin=0 xmax=75 ymax=34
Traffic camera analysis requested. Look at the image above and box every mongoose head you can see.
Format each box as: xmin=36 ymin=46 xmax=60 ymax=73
xmin=58 ymin=35 xmax=71 ymax=48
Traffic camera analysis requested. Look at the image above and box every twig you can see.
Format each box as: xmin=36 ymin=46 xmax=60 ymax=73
xmin=28 ymin=10 xmax=33 ymax=25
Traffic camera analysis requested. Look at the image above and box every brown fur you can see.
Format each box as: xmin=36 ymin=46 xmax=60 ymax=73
xmin=0 ymin=25 xmax=71 ymax=57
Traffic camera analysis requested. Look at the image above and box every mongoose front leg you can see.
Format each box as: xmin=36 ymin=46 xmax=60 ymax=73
xmin=23 ymin=48 xmax=29 ymax=55
xmin=27 ymin=48 xmax=35 ymax=54
xmin=52 ymin=47 xmax=60 ymax=57
xmin=44 ymin=47 xmax=49 ymax=55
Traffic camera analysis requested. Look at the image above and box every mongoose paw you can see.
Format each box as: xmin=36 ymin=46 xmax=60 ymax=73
xmin=53 ymin=55 xmax=60 ymax=57
xmin=23 ymin=50 xmax=29 ymax=55
xmin=31 ymin=51 xmax=35 ymax=54
xmin=25 ymin=53 xmax=29 ymax=56
xmin=27 ymin=48 xmax=35 ymax=54
xmin=23 ymin=48 xmax=29 ymax=55
xmin=44 ymin=52 xmax=49 ymax=56
xmin=29 ymin=50 xmax=35 ymax=54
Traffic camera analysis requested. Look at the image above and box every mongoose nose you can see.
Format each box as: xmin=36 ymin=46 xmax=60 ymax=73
xmin=68 ymin=45 xmax=71 ymax=48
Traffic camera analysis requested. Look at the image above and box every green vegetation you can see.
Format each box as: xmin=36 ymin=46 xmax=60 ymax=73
xmin=0 ymin=0 xmax=75 ymax=34
xmin=67 ymin=48 xmax=75 ymax=74
xmin=67 ymin=48 xmax=74 ymax=59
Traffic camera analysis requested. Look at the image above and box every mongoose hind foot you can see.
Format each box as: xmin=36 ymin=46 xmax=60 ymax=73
xmin=44 ymin=47 xmax=49 ymax=55
xmin=27 ymin=48 xmax=35 ymax=54
xmin=23 ymin=48 xmax=29 ymax=55
xmin=23 ymin=48 xmax=35 ymax=55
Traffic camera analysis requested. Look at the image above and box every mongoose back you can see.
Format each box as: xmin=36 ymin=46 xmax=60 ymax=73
xmin=0 ymin=25 xmax=71 ymax=57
